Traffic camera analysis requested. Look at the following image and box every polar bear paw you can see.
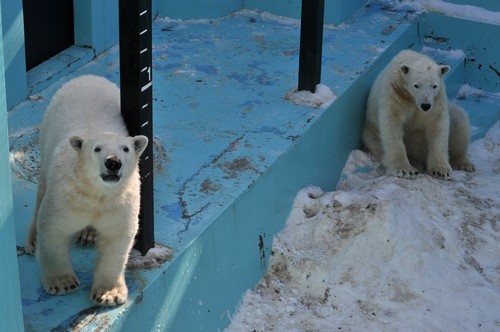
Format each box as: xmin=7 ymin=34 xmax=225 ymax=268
xmin=428 ymin=163 xmax=452 ymax=180
xmin=24 ymin=240 xmax=36 ymax=255
xmin=77 ymin=226 xmax=98 ymax=246
xmin=387 ymin=165 xmax=419 ymax=179
xmin=451 ymin=159 xmax=476 ymax=173
xmin=90 ymin=284 xmax=128 ymax=306
xmin=42 ymin=273 xmax=80 ymax=295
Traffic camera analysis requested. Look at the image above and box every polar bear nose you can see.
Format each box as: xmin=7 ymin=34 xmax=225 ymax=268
xmin=420 ymin=103 xmax=431 ymax=111
xmin=105 ymin=155 xmax=122 ymax=171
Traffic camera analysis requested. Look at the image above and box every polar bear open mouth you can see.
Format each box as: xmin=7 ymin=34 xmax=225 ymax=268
xmin=101 ymin=174 xmax=122 ymax=182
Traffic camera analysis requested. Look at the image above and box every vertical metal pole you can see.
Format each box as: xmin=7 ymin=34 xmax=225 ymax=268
xmin=298 ymin=0 xmax=325 ymax=92
xmin=119 ymin=0 xmax=155 ymax=255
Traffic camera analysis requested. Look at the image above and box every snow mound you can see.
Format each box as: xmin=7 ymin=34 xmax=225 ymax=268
xmin=128 ymin=243 xmax=174 ymax=269
xmin=226 ymin=121 xmax=499 ymax=331
xmin=397 ymin=0 xmax=500 ymax=26
xmin=285 ymin=84 xmax=337 ymax=109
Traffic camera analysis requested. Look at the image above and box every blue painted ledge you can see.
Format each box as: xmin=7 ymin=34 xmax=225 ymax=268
xmin=8 ymin=2 xmax=499 ymax=331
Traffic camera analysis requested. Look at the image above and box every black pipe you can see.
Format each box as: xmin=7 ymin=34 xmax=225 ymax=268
xmin=298 ymin=0 xmax=325 ymax=92
xmin=119 ymin=0 xmax=155 ymax=255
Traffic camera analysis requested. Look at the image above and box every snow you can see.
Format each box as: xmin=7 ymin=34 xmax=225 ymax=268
xmin=285 ymin=84 xmax=337 ymax=109
xmin=421 ymin=46 xmax=465 ymax=60
xmin=127 ymin=243 xmax=174 ymax=269
xmin=226 ymin=121 xmax=499 ymax=331
xmin=399 ymin=0 xmax=500 ymax=25
xmin=457 ymin=84 xmax=500 ymax=99
xmin=422 ymin=0 xmax=500 ymax=25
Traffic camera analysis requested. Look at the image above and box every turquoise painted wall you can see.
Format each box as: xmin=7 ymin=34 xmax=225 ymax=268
xmin=0 ymin=0 xmax=27 ymax=110
xmin=74 ymin=0 xmax=119 ymax=55
xmin=0 ymin=2 xmax=24 ymax=330
xmin=420 ymin=13 xmax=499 ymax=92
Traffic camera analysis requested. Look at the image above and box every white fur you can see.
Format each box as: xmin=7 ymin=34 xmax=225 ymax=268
xmin=25 ymin=75 xmax=148 ymax=306
xmin=362 ymin=49 xmax=474 ymax=179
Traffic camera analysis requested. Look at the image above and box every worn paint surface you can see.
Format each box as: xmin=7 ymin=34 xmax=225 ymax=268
xmin=7 ymin=1 xmax=499 ymax=331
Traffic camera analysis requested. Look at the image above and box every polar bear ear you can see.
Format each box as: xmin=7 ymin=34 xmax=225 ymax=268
xmin=69 ymin=136 xmax=84 ymax=151
xmin=439 ymin=65 xmax=451 ymax=76
xmin=400 ymin=65 xmax=410 ymax=74
xmin=132 ymin=135 xmax=149 ymax=156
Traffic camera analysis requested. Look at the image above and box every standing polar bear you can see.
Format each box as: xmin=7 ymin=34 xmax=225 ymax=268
xmin=25 ymin=75 xmax=148 ymax=306
xmin=362 ymin=49 xmax=475 ymax=179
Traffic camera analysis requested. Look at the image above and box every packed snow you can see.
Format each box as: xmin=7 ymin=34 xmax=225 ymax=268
xmin=226 ymin=120 xmax=499 ymax=331
xmin=394 ymin=0 xmax=500 ymax=25
xmin=285 ymin=84 xmax=337 ymax=109
xmin=421 ymin=0 xmax=500 ymax=25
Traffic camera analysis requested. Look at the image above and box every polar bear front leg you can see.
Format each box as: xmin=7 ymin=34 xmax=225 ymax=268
xmin=25 ymin=173 xmax=48 ymax=254
xmin=425 ymin=116 xmax=452 ymax=179
xmin=90 ymin=228 xmax=135 ymax=306
xmin=379 ymin=111 xmax=418 ymax=178
xmin=37 ymin=225 xmax=80 ymax=295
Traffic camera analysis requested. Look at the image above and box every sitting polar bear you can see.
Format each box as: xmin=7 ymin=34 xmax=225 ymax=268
xmin=362 ymin=49 xmax=475 ymax=179
xmin=25 ymin=75 xmax=148 ymax=306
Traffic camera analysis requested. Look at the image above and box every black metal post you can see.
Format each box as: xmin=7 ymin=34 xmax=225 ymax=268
xmin=119 ymin=0 xmax=154 ymax=255
xmin=298 ymin=0 xmax=325 ymax=92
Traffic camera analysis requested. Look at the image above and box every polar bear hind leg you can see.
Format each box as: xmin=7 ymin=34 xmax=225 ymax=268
xmin=448 ymin=103 xmax=475 ymax=172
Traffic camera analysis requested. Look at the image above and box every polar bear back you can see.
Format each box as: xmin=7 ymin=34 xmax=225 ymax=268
xmin=40 ymin=75 xmax=128 ymax=161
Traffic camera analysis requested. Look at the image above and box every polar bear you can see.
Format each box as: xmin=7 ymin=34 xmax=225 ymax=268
xmin=25 ymin=75 xmax=148 ymax=306
xmin=362 ymin=49 xmax=475 ymax=179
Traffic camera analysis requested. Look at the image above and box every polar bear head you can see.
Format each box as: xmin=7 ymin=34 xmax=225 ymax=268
xmin=69 ymin=133 xmax=148 ymax=187
xmin=400 ymin=60 xmax=450 ymax=112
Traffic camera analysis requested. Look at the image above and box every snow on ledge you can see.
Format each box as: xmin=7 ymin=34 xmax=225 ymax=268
xmin=401 ymin=0 xmax=500 ymax=25
xmin=127 ymin=243 xmax=174 ymax=269
xmin=284 ymin=84 xmax=337 ymax=109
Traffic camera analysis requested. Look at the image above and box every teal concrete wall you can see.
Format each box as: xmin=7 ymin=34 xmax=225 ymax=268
xmin=0 ymin=0 xmax=27 ymax=110
xmin=0 ymin=0 xmax=121 ymax=110
xmin=420 ymin=13 xmax=500 ymax=92
xmin=0 ymin=2 xmax=24 ymax=330
xmin=74 ymin=0 xmax=119 ymax=54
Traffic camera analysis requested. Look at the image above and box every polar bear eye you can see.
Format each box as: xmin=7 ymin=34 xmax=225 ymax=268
xmin=123 ymin=147 xmax=129 ymax=152
xmin=94 ymin=147 xmax=101 ymax=152
xmin=414 ymin=84 xmax=420 ymax=89
xmin=432 ymin=85 xmax=437 ymax=89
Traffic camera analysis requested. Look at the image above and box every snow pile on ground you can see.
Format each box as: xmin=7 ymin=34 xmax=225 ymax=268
xmin=422 ymin=0 xmax=500 ymax=25
xmin=226 ymin=121 xmax=499 ymax=331
xmin=285 ymin=84 xmax=337 ymax=109
xmin=127 ymin=243 xmax=174 ymax=269
xmin=398 ymin=0 xmax=500 ymax=25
